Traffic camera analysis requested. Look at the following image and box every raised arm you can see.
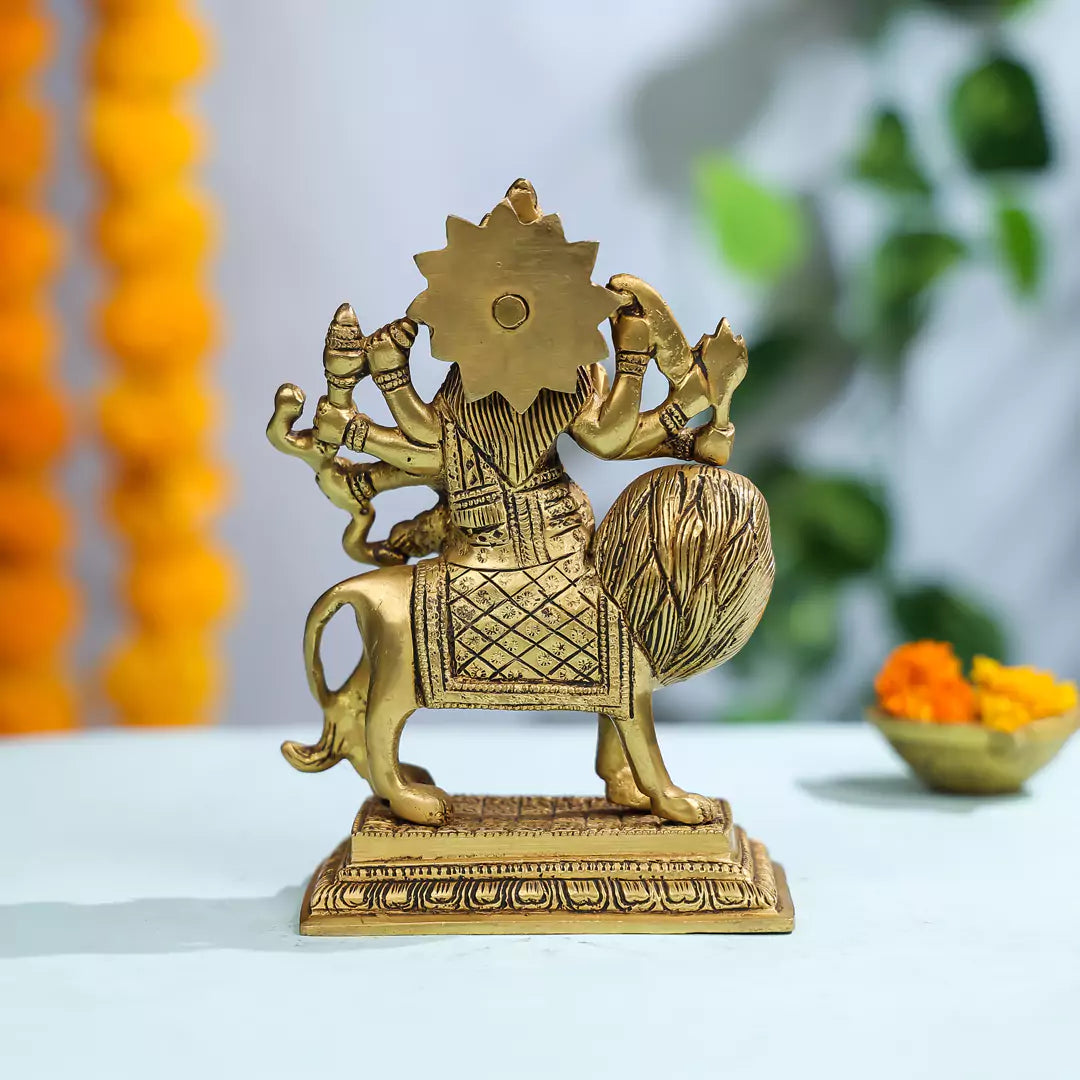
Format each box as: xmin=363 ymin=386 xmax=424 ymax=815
xmin=305 ymin=309 xmax=443 ymax=475
xmin=617 ymin=319 xmax=747 ymax=465
xmin=572 ymin=274 xmax=711 ymax=461
xmin=365 ymin=319 xmax=441 ymax=447
xmin=571 ymin=293 xmax=652 ymax=459
xmin=315 ymin=401 xmax=443 ymax=477
xmin=267 ymin=382 xmax=439 ymax=564
xmin=572 ymin=271 xmax=748 ymax=467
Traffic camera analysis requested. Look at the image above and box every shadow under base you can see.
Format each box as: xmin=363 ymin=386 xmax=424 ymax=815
xmin=300 ymin=795 xmax=793 ymax=935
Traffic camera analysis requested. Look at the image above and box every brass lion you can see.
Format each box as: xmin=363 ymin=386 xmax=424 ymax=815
xmin=267 ymin=180 xmax=773 ymax=827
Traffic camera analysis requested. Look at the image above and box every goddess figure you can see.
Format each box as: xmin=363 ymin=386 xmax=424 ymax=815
xmin=267 ymin=180 xmax=773 ymax=827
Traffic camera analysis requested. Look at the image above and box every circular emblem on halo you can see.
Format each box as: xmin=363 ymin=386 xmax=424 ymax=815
xmin=492 ymin=293 xmax=529 ymax=330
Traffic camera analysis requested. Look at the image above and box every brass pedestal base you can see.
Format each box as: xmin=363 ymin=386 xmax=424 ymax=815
xmin=300 ymin=796 xmax=793 ymax=935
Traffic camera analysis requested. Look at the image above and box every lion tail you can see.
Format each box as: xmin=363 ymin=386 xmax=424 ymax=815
xmin=592 ymin=465 xmax=774 ymax=687
xmin=280 ymin=580 xmax=361 ymax=772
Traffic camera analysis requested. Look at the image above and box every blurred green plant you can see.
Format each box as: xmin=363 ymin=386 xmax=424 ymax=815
xmin=949 ymin=55 xmax=1051 ymax=173
xmin=853 ymin=108 xmax=931 ymax=194
xmin=695 ymin=3 xmax=1053 ymax=720
xmin=696 ymin=156 xmax=809 ymax=282
xmin=994 ymin=198 xmax=1042 ymax=294
xmin=891 ymin=583 xmax=1009 ymax=666
xmin=865 ymin=229 xmax=968 ymax=360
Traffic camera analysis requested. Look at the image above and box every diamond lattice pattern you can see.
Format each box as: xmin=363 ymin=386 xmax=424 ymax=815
xmin=448 ymin=561 xmax=602 ymax=684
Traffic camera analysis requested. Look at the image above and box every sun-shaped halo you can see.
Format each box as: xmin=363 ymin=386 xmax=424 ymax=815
xmin=406 ymin=183 xmax=621 ymax=412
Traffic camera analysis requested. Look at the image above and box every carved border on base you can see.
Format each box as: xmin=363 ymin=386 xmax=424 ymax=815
xmin=307 ymin=828 xmax=779 ymax=919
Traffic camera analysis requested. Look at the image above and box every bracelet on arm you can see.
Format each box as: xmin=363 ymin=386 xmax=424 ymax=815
xmin=346 ymin=467 xmax=377 ymax=506
xmin=343 ymin=416 xmax=370 ymax=454
xmin=615 ymin=350 xmax=650 ymax=378
xmin=665 ymin=430 xmax=696 ymax=460
xmin=324 ymin=370 xmax=362 ymax=394
xmin=658 ymin=400 xmax=689 ymax=439
xmin=372 ymin=363 xmax=411 ymax=393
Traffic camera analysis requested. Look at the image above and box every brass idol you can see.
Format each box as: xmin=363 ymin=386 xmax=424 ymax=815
xmin=268 ymin=180 xmax=792 ymax=933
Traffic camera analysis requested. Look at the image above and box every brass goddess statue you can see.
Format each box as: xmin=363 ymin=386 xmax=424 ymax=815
xmin=268 ymin=181 xmax=791 ymax=934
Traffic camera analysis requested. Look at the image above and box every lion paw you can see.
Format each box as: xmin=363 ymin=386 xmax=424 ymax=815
xmin=650 ymin=790 xmax=716 ymax=825
xmin=389 ymin=784 xmax=451 ymax=826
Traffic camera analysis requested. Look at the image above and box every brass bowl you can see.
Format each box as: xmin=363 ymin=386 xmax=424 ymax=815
xmin=868 ymin=708 xmax=1079 ymax=794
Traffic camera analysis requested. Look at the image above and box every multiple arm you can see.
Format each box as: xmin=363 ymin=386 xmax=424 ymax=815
xmin=571 ymin=300 xmax=653 ymax=458
xmin=572 ymin=277 xmax=747 ymax=467
xmin=364 ymin=320 xmax=441 ymax=447
xmin=335 ymin=412 xmax=441 ymax=476
xmin=267 ymin=311 xmax=446 ymax=566
xmin=269 ymin=277 xmax=747 ymax=562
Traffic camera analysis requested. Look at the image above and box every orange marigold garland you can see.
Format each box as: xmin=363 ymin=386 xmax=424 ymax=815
xmin=87 ymin=0 xmax=233 ymax=725
xmin=0 ymin=1 xmax=80 ymax=735
xmin=875 ymin=641 xmax=1077 ymax=732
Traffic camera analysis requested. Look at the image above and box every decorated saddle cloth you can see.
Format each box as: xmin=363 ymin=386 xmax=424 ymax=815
xmin=412 ymin=553 xmax=632 ymax=716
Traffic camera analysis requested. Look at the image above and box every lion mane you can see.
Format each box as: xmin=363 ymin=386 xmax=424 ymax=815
xmin=592 ymin=465 xmax=774 ymax=687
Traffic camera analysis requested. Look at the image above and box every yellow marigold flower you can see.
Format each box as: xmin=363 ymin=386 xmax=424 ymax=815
xmin=0 ymin=476 xmax=71 ymax=558
xmin=85 ymin=94 xmax=201 ymax=191
xmin=95 ymin=186 xmax=213 ymax=270
xmin=0 ymin=379 xmax=69 ymax=465
xmin=123 ymin=542 xmax=235 ymax=631
xmin=90 ymin=0 xmax=196 ymax=21
xmin=0 ymin=569 xmax=80 ymax=664
xmin=0 ymin=671 xmax=77 ymax=734
xmin=0 ymin=304 xmax=58 ymax=378
xmin=93 ymin=0 xmax=181 ymax=13
xmin=874 ymin=640 xmax=976 ymax=723
xmin=0 ymin=8 xmax=52 ymax=87
xmin=971 ymin=655 xmax=1078 ymax=728
xmin=98 ymin=374 xmax=216 ymax=460
xmin=0 ymin=205 xmax=62 ymax=299
xmin=0 ymin=97 xmax=50 ymax=195
xmin=99 ymin=271 xmax=216 ymax=373
xmin=977 ymin=691 xmax=1032 ymax=733
xmin=92 ymin=6 xmax=207 ymax=95
xmin=107 ymin=458 xmax=227 ymax=550
xmin=103 ymin=630 xmax=221 ymax=726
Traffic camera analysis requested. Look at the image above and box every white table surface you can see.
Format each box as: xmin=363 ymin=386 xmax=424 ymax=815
xmin=1 ymin=717 xmax=1077 ymax=1079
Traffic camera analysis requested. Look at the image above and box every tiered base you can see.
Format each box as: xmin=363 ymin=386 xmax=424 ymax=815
xmin=300 ymin=795 xmax=793 ymax=935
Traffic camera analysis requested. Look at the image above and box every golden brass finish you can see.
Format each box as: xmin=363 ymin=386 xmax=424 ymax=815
xmin=869 ymin=708 xmax=1079 ymax=794
xmin=407 ymin=181 xmax=620 ymax=410
xmin=301 ymin=796 xmax=792 ymax=936
xmin=268 ymin=180 xmax=787 ymax=933
xmin=492 ymin=293 xmax=528 ymax=330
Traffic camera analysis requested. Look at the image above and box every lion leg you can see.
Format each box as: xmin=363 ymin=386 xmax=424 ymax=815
xmin=596 ymin=714 xmax=650 ymax=810
xmin=354 ymin=566 xmax=451 ymax=826
xmin=607 ymin=651 xmax=718 ymax=825
xmin=307 ymin=650 xmax=432 ymax=786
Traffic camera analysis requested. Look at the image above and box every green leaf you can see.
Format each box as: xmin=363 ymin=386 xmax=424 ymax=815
xmin=799 ymin=477 xmax=891 ymax=577
xmin=695 ymin=155 xmax=809 ymax=283
xmin=949 ymin=55 xmax=1051 ymax=173
xmin=873 ymin=231 xmax=967 ymax=307
xmin=865 ymin=231 xmax=967 ymax=359
xmin=786 ymin=583 xmax=843 ymax=663
xmin=927 ymin=0 xmax=1037 ymax=15
xmin=733 ymin=576 xmax=842 ymax=675
xmin=853 ymin=108 xmax=932 ymax=195
xmin=891 ymin=583 xmax=1008 ymax=666
xmin=733 ymin=328 xmax=803 ymax=413
xmin=764 ymin=468 xmax=892 ymax=580
xmin=995 ymin=199 xmax=1042 ymax=296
